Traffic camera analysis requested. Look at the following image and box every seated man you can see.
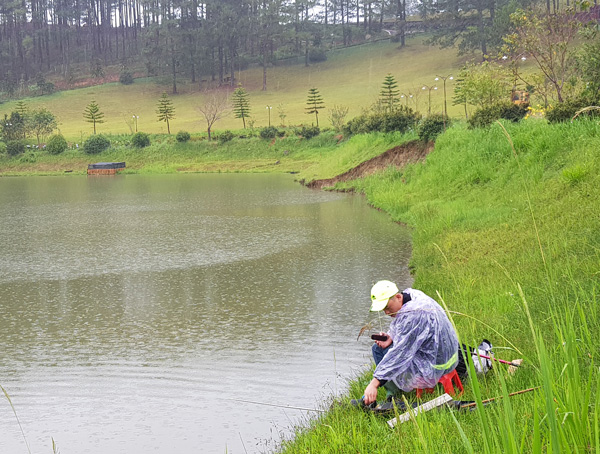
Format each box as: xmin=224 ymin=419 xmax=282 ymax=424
xmin=363 ymin=280 xmax=459 ymax=405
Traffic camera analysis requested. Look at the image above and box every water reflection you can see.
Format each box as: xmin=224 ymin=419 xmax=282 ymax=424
xmin=0 ymin=174 xmax=411 ymax=454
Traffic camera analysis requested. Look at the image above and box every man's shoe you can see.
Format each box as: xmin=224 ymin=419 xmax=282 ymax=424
xmin=350 ymin=397 xmax=377 ymax=411
xmin=374 ymin=397 xmax=408 ymax=414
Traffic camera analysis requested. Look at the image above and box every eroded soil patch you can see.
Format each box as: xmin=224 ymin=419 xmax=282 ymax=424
xmin=305 ymin=140 xmax=434 ymax=189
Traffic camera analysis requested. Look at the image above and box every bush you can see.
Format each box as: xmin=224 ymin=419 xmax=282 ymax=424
xmin=6 ymin=140 xmax=25 ymax=156
xmin=344 ymin=107 xmax=420 ymax=135
xmin=219 ymin=130 xmax=234 ymax=143
xmin=468 ymin=101 xmax=528 ymax=129
xmin=468 ymin=104 xmax=501 ymax=129
xmin=308 ymin=48 xmax=327 ymax=63
xmin=418 ymin=114 xmax=449 ymax=142
xmin=119 ymin=70 xmax=134 ymax=85
xmin=176 ymin=131 xmax=191 ymax=143
xmin=131 ymin=131 xmax=150 ymax=148
xmin=344 ymin=113 xmax=382 ymax=135
xmin=296 ymin=125 xmax=321 ymax=139
xmin=19 ymin=151 xmax=36 ymax=163
xmin=259 ymin=126 xmax=279 ymax=139
xmin=83 ymin=134 xmax=110 ymax=154
xmin=545 ymin=99 xmax=589 ymax=123
xmin=380 ymin=110 xmax=420 ymax=133
xmin=46 ymin=134 xmax=68 ymax=155
xmin=497 ymin=103 xmax=528 ymax=123
xmin=0 ymin=142 xmax=6 ymax=154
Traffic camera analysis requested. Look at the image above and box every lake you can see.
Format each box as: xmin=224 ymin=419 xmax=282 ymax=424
xmin=0 ymin=174 xmax=412 ymax=454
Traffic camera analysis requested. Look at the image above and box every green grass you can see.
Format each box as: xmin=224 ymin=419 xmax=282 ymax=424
xmin=0 ymin=129 xmax=420 ymax=176
xmin=0 ymin=131 xmax=323 ymax=175
xmin=0 ymin=35 xmax=473 ymax=142
xmin=278 ymin=118 xmax=600 ymax=453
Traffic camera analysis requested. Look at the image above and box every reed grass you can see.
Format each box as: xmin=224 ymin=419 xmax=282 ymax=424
xmin=1 ymin=384 xmax=31 ymax=454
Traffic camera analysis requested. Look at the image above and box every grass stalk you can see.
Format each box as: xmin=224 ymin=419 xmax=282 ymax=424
xmin=1 ymin=384 xmax=31 ymax=454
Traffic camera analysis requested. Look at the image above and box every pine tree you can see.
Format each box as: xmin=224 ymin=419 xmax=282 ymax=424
xmin=156 ymin=92 xmax=176 ymax=134
xmin=83 ymin=100 xmax=105 ymax=134
xmin=380 ymin=74 xmax=400 ymax=112
xmin=15 ymin=101 xmax=28 ymax=117
xmin=232 ymin=85 xmax=251 ymax=129
xmin=305 ymin=87 xmax=325 ymax=127
xmin=15 ymin=101 xmax=28 ymax=138
xmin=452 ymin=68 xmax=470 ymax=120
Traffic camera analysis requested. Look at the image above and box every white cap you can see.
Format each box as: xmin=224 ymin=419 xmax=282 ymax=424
xmin=370 ymin=280 xmax=399 ymax=311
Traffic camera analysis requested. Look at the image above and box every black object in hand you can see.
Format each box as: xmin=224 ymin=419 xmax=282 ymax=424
xmin=371 ymin=334 xmax=388 ymax=341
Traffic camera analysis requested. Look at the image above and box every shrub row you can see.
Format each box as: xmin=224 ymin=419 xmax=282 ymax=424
xmin=4 ymin=99 xmax=595 ymax=158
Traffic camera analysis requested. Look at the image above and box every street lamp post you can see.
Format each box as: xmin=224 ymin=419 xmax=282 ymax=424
xmin=266 ymin=105 xmax=272 ymax=127
xmin=422 ymin=85 xmax=438 ymax=116
xmin=132 ymin=115 xmax=139 ymax=132
xmin=435 ymin=75 xmax=453 ymax=118
xmin=400 ymin=93 xmax=413 ymax=108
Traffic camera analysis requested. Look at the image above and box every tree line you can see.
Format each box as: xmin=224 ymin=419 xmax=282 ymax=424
xmin=1 ymin=0 xmax=587 ymax=99
xmin=0 ymin=0 xmax=411 ymax=94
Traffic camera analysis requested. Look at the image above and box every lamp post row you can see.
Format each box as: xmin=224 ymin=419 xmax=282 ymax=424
xmin=396 ymin=76 xmax=454 ymax=117
xmin=435 ymin=75 xmax=453 ymax=118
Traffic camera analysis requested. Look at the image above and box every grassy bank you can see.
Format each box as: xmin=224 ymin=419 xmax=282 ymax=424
xmin=280 ymin=119 xmax=600 ymax=452
xmin=0 ymin=129 xmax=413 ymax=176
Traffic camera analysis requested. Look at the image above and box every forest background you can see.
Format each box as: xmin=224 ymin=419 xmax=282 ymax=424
xmin=2 ymin=0 xmax=599 ymax=126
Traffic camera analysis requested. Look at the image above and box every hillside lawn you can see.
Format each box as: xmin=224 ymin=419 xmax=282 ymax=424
xmin=0 ymin=35 xmax=474 ymax=142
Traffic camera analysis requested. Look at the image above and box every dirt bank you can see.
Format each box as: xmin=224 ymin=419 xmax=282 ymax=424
xmin=304 ymin=140 xmax=434 ymax=189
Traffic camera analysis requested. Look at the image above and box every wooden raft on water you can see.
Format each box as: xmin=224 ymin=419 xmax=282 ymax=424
xmin=87 ymin=162 xmax=126 ymax=175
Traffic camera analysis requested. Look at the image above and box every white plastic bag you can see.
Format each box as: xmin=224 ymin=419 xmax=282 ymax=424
xmin=472 ymin=339 xmax=493 ymax=374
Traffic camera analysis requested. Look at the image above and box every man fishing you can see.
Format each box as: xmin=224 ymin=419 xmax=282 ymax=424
xmin=362 ymin=280 xmax=460 ymax=406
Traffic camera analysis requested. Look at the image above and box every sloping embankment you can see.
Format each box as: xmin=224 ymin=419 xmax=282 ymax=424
xmin=304 ymin=140 xmax=434 ymax=189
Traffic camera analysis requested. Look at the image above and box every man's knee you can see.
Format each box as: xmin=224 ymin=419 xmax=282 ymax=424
xmin=372 ymin=343 xmax=387 ymax=365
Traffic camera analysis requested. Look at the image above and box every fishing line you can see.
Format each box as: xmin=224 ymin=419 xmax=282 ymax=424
xmin=223 ymin=397 xmax=325 ymax=413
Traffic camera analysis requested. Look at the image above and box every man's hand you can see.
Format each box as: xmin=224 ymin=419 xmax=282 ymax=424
xmin=363 ymin=378 xmax=380 ymax=405
xmin=375 ymin=332 xmax=393 ymax=349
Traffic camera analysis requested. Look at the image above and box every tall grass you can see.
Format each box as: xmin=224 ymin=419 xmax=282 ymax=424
xmin=279 ymin=118 xmax=600 ymax=453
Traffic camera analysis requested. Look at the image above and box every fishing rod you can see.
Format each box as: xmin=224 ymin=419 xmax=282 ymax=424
xmin=457 ymin=386 xmax=540 ymax=410
xmin=387 ymin=386 xmax=541 ymax=427
xmin=476 ymin=353 xmax=522 ymax=368
xmin=223 ymin=397 xmax=325 ymax=413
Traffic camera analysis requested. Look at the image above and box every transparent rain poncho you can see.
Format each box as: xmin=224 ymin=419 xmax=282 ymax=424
xmin=374 ymin=288 xmax=459 ymax=392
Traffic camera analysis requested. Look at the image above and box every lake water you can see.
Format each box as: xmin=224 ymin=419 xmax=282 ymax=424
xmin=0 ymin=174 xmax=412 ymax=454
